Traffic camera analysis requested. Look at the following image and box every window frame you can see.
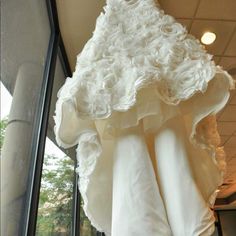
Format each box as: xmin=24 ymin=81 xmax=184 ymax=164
xmin=20 ymin=0 xmax=81 ymax=235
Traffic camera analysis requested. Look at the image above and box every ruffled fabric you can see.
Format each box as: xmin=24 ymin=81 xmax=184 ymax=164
xmin=53 ymin=103 xmax=113 ymax=234
xmin=53 ymin=98 xmax=97 ymax=149
xmin=75 ymin=131 xmax=104 ymax=232
xmin=101 ymin=67 xmax=233 ymax=235
xmin=61 ymin=0 xmax=219 ymax=119
xmin=52 ymin=0 xmax=236 ymax=235
xmin=75 ymin=130 xmax=113 ymax=236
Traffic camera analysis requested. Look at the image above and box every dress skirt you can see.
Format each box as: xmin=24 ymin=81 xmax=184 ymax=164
xmin=54 ymin=81 xmax=234 ymax=236
xmin=53 ymin=0 xmax=235 ymax=235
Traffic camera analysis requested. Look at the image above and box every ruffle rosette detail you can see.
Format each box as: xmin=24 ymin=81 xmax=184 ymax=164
xmin=193 ymin=115 xmax=227 ymax=207
xmin=52 ymin=0 xmax=236 ymax=235
xmin=186 ymin=66 xmax=235 ymax=209
xmin=58 ymin=0 xmax=228 ymax=120
xmin=75 ymin=130 xmax=104 ymax=232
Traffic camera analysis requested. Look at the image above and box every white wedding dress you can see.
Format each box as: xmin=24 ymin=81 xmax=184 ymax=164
xmin=53 ymin=0 xmax=235 ymax=235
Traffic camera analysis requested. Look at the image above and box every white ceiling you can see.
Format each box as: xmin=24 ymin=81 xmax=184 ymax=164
xmin=56 ymin=0 xmax=236 ymax=204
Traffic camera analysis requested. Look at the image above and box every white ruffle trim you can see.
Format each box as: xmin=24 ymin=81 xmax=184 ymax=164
xmin=53 ymin=99 xmax=79 ymax=149
xmin=75 ymin=130 xmax=105 ymax=232
xmin=72 ymin=70 xmax=235 ymax=236
xmin=190 ymin=71 xmax=234 ymax=207
xmin=52 ymin=0 xmax=236 ymax=234
xmin=193 ymin=115 xmax=227 ymax=207
xmin=56 ymin=0 xmax=223 ymax=120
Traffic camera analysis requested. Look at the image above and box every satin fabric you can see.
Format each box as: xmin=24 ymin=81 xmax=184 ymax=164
xmin=52 ymin=1 xmax=235 ymax=235
xmin=109 ymin=115 xmax=215 ymax=236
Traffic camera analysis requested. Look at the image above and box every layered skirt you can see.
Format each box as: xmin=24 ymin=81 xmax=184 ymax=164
xmin=53 ymin=0 xmax=235 ymax=235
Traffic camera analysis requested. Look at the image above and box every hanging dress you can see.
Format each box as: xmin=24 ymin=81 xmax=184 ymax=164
xmin=53 ymin=0 xmax=235 ymax=235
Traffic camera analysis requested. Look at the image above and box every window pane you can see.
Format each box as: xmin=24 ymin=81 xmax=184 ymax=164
xmin=1 ymin=0 xmax=50 ymax=234
xmin=36 ymin=138 xmax=74 ymax=235
xmin=36 ymin=55 xmax=76 ymax=235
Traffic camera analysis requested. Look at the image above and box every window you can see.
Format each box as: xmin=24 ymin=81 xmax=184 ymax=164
xmin=35 ymin=56 xmax=75 ymax=235
xmin=1 ymin=0 xmax=103 ymax=235
xmin=1 ymin=0 xmax=50 ymax=234
xmin=36 ymin=138 xmax=74 ymax=235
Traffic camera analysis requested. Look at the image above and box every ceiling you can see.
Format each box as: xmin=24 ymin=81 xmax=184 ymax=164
xmin=56 ymin=0 xmax=236 ymax=206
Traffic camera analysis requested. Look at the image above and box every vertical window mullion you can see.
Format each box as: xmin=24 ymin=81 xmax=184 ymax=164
xmin=21 ymin=32 xmax=59 ymax=236
xmin=72 ymin=161 xmax=81 ymax=236
xmin=21 ymin=0 xmax=60 ymax=235
xmin=58 ymin=32 xmax=82 ymax=236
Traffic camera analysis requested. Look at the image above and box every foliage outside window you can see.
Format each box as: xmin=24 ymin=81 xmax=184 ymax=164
xmin=0 ymin=117 xmax=8 ymax=151
xmin=36 ymin=154 xmax=74 ymax=235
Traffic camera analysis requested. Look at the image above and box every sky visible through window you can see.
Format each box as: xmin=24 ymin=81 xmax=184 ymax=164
xmin=1 ymin=82 xmax=12 ymax=120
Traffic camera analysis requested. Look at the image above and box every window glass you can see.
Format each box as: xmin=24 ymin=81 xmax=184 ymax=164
xmin=2 ymin=0 xmax=104 ymax=234
xmin=1 ymin=0 xmax=50 ymax=234
xmin=36 ymin=138 xmax=74 ymax=235
xmin=47 ymin=50 xmax=99 ymax=235
xmin=35 ymin=55 xmax=75 ymax=235
xmin=0 ymin=82 xmax=12 ymax=151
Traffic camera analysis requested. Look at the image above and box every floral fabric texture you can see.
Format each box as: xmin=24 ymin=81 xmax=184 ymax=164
xmin=53 ymin=0 xmax=235 ymax=235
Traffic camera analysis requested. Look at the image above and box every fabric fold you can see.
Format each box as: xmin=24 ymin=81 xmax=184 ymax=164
xmin=111 ymin=126 xmax=172 ymax=236
xmin=75 ymin=131 xmax=113 ymax=235
xmin=53 ymin=0 xmax=236 ymax=235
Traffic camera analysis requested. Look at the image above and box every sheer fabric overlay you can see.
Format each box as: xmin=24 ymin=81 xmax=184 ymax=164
xmin=53 ymin=0 xmax=235 ymax=235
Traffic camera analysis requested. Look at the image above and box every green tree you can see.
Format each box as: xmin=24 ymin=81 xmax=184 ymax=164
xmin=0 ymin=116 xmax=8 ymax=151
xmin=36 ymin=154 xmax=74 ymax=236
xmin=36 ymin=153 xmax=97 ymax=236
